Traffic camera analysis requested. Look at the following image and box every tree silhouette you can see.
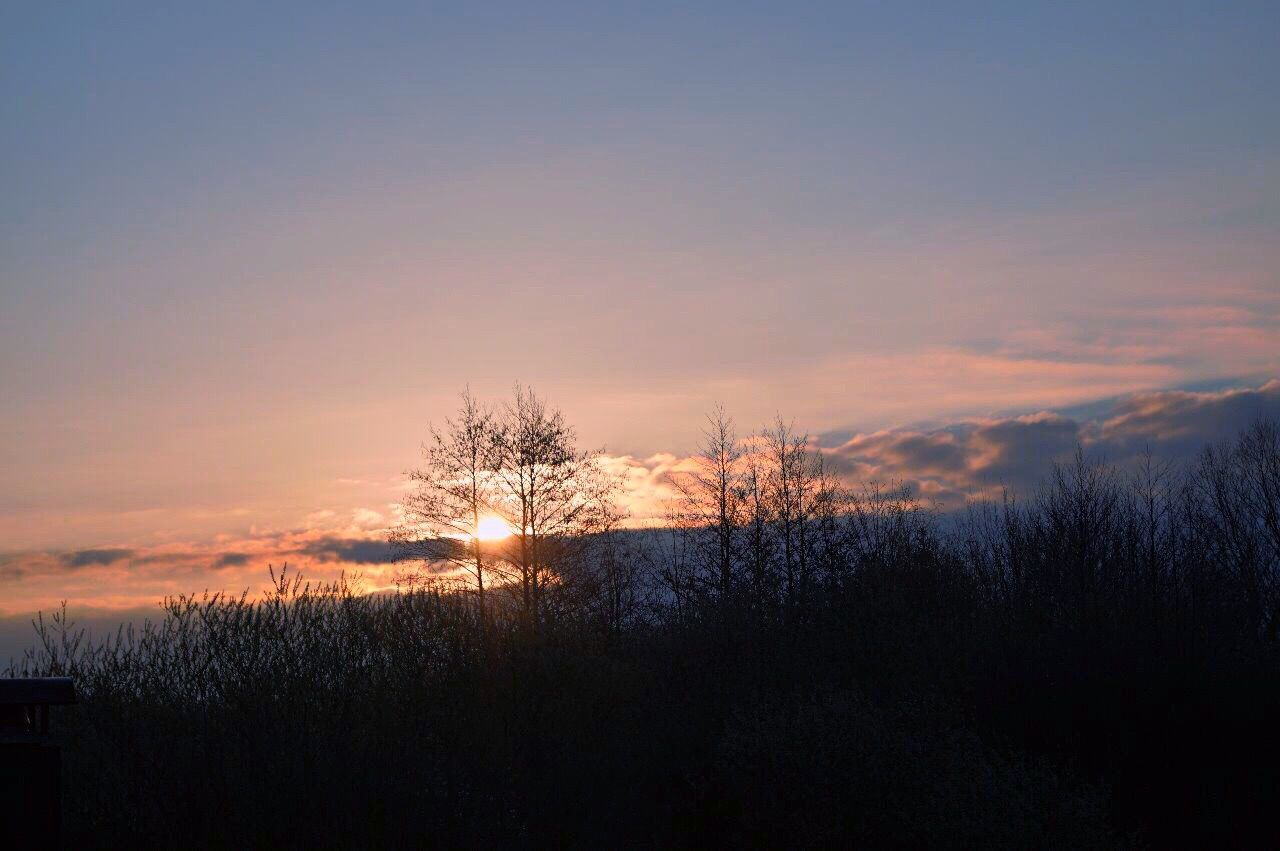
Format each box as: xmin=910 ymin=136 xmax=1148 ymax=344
xmin=487 ymin=385 xmax=620 ymax=623
xmin=392 ymin=388 xmax=500 ymax=619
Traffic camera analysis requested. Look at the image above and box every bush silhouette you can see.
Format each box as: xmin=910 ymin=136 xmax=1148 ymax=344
xmin=9 ymin=419 xmax=1280 ymax=847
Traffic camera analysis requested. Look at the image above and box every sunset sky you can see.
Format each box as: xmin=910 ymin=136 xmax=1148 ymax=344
xmin=3 ymin=2 xmax=1278 ymax=619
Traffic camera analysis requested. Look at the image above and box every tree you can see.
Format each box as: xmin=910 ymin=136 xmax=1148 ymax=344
xmin=742 ymin=447 xmax=776 ymax=609
xmin=762 ymin=417 xmax=817 ymax=610
xmin=809 ymin=448 xmax=851 ymax=588
xmin=391 ymin=389 xmax=500 ymax=620
xmin=1188 ymin=418 xmax=1280 ymax=637
xmin=673 ymin=406 xmax=745 ymax=598
xmin=489 ymin=385 xmax=620 ymax=624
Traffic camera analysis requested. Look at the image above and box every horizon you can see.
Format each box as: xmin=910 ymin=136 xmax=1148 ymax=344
xmin=3 ymin=2 xmax=1279 ymax=616
xmin=2 ymin=379 xmax=1278 ymax=620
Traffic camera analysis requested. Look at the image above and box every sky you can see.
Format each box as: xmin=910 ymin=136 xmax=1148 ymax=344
xmin=2 ymin=2 xmax=1279 ymax=620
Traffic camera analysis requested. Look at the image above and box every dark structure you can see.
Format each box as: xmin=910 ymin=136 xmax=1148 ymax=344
xmin=1 ymin=677 xmax=77 ymax=847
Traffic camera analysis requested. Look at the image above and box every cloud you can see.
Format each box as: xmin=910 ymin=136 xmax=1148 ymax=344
xmin=968 ymin=414 xmax=1081 ymax=490
xmin=351 ymin=508 xmax=386 ymax=530
xmin=600 ymin=452 xmax=687 ymax=524
xmin=572 ymin=379 xmax=1280 ymax=516
xmin=294 ymin=537 xmax=398 ymax=565
xmin=822 ymin=379 xmax=1280 ymax=501
xmin=830 ymin=431 xmax=969 ymax=479
xmin=1097 ymin=380 xmax=1280 ymax=458
xmin=1 ymin=379 xmax=1276 ymax=615
xmin=0 ymin=526 xmax=406 ymax=615
xmin=64 ymin=548 xmax=135 ymax=568
xmin=0 ymin=557 xmax=28 ymax=581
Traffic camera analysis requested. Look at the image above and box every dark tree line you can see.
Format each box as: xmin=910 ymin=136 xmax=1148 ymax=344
xmin=8 ymin=394 xmax=1280 ymax=848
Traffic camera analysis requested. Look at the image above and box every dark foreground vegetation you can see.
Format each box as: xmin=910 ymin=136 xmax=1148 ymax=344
xmin=9 ymin=407 xmax=1280 ymax=848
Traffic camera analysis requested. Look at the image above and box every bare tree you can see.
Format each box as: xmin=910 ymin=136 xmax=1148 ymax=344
xmin=1125 ymin=448 xmax=1179 ymax=622
xmin=673 ymin=405 xmax=745 ymax=598
xmin=743 ymin=448 xmax=775 ymax=607
xmin=1188 ymin=419 xmax=1280 ymax=637
xmin=392 ymin=389 xmax=500 ymax=619
xmin=763 ymin=417 xmax=817 ymax=609
xmin=808 ymin=448 xmax=851 ymax=587
xmin=1237 ymin=419 xmax=1280 ymax=579
xmin=586 ymin=528 xmax=649 ymax=638
xmin=655 ymin=505 xmax=697 ymax=620
xmin=489 ymin=385 xmax=620 ymax=624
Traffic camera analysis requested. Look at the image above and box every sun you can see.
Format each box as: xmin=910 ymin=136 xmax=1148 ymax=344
xmin=473 ymin=515 xmax=512 ymax=542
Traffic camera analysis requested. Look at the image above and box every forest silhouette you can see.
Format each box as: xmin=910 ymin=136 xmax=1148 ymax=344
xmin=9 ymin=387 xmax=1280 ymax=847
